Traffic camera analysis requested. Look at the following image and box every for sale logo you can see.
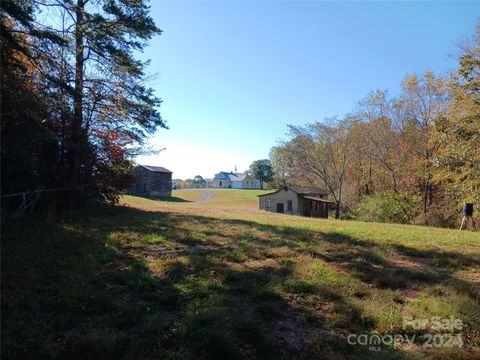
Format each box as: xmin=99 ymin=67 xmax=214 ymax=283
xmin=402 ymin=316 xmax=464 ymax=331
xmin=347 ymin=316 xmax=465 ymax=351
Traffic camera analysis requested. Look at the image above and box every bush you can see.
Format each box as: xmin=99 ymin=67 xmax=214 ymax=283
xmin=354 ymin=191 xmax=419 ymax=224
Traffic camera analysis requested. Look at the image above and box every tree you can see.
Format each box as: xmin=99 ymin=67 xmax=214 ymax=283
xmin=270 ymin=146 xmax=292 ymax=187
xmin=193 ymin=175 xmax=206 ymax=188
xmin=1 ymin=1 xmax=65 ymax=196
xmin=1 ymin=0 xmax=166 ymax=205
xmin=285 ymin=118 xmax=352 ymax=219
xmin=49 ymin=0 xmax=166 ymax=189
xmin=434 ymin=25 xmax=480 ymax=209
xmin=344 ymin=121 xmax=375 ymax=208
xmin=357 ymin=90 xmax=412 ymax=193
xmin=399 ymin=72 xmax=449 ymax=225
xmin=249 ymin=159 xmax=273 ymax=189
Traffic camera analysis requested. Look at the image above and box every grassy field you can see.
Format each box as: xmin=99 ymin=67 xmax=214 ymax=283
xmin=2 ymin=189 xmax=480 ymax=359
xmin=171 ymin=189 xmax=271 ymax=208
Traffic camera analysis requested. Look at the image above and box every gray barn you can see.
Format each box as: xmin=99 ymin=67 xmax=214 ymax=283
xmin=258 ymin=186 xmax=333 ymax=218
xmin=130 ymin=165 xmax=173 ymax=198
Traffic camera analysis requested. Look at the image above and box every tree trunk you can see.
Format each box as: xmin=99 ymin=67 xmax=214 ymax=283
xmin=423 ymin=153 xmax=431 ymax=226
xmin=365 ymin=162 xmax=372 ymax=195
xmin=334 ymin=190 xmax=342 ymax=219
xmin=68 ymin=0 xmax=85 ymax=186
xmin=392 ymin=170 xmax=398 ymax=193
xmin=423 ymin=179 xmax=429 ymax=225
xmin=427 ymin=184 xmax=433 ymax=205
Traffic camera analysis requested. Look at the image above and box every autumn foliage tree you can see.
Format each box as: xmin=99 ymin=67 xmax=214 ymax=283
xmin=281 ymin=119 xmax=352 ymax=219
xmin=434 ymin=25 xmax=480 ymax=216
xmin=271 ymin=24 xmax=480 ymax=227
xmin=1 ymin=1 xmax=64 ymax=195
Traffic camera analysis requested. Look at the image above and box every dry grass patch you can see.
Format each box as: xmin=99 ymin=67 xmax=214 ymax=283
xmin=149 ymin=256 xmax=191 ymax=278
xmin=243 ymin=258 xmax=280 ymax=270
xmin=265 ymin=246 xmax=297 ymax=258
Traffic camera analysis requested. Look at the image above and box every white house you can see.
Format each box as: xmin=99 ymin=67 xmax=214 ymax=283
xmin=212 ymin=171 xmax=262 ymax=189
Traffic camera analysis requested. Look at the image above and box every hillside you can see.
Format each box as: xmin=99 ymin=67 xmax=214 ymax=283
xmin=3 ymin=189 xmax=479 ymax=359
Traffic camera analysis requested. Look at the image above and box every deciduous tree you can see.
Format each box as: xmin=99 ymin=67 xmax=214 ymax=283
xmin=434 ymin=25 xmax=480 ymax=209
xmin=285 ymin=118 xmax=352 ymax=218
xmin=249 ymin=159 xmax=274 ymax=189
xmin=399 ymin=72 xmax=449 ymax=224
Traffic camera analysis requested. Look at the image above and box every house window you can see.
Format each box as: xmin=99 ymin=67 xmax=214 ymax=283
xmin=266 ymin=198 xmax=271 ymax=208
xmin=287 ymin=200 xmax=292 ymax=212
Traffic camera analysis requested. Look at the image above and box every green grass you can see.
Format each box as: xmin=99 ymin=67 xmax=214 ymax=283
xmin=183 ymin=188 xmax=272 ymax=208
xmin=170 ymin=190 xmax=202 ymax=202
xmin=2 ymin=190 xmax=480 ymax=359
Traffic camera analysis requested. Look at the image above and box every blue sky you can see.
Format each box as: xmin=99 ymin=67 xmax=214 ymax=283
xmin=136 ymin=1 xmax=479 ymax=179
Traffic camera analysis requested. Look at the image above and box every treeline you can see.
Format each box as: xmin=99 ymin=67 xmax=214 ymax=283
xmin=174 ymin=176 xmax=208 ymax=189
xmin=271 ymin=25 xmax=479 ymax=228
xmin=1 ymin=0 xmax=164 ymax=208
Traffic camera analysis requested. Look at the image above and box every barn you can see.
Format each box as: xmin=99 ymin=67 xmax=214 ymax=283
xmin=130 ymin=165 xmax=173 ymax=198
xmin=258 ymin=185 xmax=333 ymax=218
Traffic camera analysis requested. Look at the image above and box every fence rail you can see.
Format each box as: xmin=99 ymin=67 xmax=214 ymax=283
xmin=0 ymin=187 xmax=71 ymax=199
xmin=1 ymin=187 xmax=83 ymax=217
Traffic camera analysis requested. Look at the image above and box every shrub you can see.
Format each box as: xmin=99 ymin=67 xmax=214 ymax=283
xmin=354 ymin=191 xmax=419 ymax=224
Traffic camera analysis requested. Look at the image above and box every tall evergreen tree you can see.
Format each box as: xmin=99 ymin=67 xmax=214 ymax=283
xmin=36 ymin=0 xmax=166 ymax=187
xmin=2 ymin=0 xmax=166 ymax=204
xmin=1 ymin=0 xmax=65 ymax=196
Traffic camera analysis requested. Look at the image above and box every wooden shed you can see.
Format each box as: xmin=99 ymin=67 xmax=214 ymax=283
xmin=258 ymin=186 xmax=333 ymax=218
xmin=130 ymin=165 xmax=173 ymax=198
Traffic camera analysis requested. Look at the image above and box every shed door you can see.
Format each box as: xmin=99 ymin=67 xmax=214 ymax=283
xmin=276 ymin=203 xmax=284 ymax=213
xmin=303 ymin=203 xmax=310 ymax=217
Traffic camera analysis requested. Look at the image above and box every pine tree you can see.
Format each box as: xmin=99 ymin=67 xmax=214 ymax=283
xmin=1 ymin=0 xmax=166 ymax=204
xmin=39 ymin=0 xmax=167 ymax=187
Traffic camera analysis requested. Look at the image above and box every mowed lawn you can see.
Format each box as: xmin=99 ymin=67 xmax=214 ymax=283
xmin=2 ymin=190 xmax=480 ymax=359
xmin=171 ymin=189 xmax=271 ymax=208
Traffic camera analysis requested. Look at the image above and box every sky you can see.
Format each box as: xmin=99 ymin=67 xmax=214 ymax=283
xmin=136 ymin=1 xmax=479 ymax=179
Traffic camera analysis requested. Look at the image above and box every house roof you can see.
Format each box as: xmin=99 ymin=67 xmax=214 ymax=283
xmin=231 ymin=173 xmax=247 ymax=181
xmin=303 ymin=196 xmax=335 ymax=204
xmin=140 ymin=165 xmax=172 ymax=173
xmin=288 ymin=186 xmax=329 ymax=196
xmin=257 ymin=190 xmax=279 ymax=197
xmin=258 ymin=185 xmax=329 ymax=197
xmin=213 ymin=171 xmax=252 ymax=182
xmin=213 ymin=171 xmax=232 ymax=180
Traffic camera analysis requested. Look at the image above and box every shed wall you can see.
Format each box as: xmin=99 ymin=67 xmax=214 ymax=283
xmin=259 ymin=188 xmax=299 ymax=215
xmin=131 ymin=167 xmax=172 ymax=197
xmin=259 ymin=189 xmax=330 ymax=218
xmin=298 ymin=198 xmax=328 ymax=218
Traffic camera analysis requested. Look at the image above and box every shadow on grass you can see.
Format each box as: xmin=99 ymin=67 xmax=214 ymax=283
xmin=156 ymin=195 xmax=193 ymax=203
xmin=2 ymin=205 xmax=479 ymax=359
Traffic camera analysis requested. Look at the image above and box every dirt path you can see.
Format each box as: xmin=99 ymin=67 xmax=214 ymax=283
xmin=194 ymin=189 xmax=214 ymax=202
xmin=177 ymin=189 xmax=214 ymax=202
